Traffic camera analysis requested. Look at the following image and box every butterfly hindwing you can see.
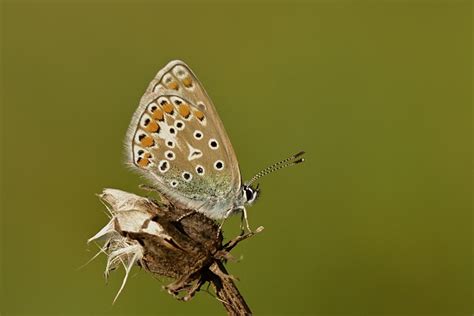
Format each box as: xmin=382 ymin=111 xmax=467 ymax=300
xmin=126 ymin=61 xmax=241 ymax=212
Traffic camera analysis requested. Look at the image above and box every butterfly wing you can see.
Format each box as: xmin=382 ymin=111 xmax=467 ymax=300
xmin=125 ymin=60 xmax=241 ymax=218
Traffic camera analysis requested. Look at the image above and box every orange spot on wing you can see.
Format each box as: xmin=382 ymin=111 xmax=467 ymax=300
xmin=167 ymin=81 xmax=179 ymax=90
xmin=137 ymin=157 xmax=150 ymax=168
xmin=140 ymin=135 xmax=155 ymax=147
xmin=152 ymin=108 xmax=164 ymax=121
xmin=178 ymin=103 xmax=191 ymax=118
xmin=182 ymin=77 xmax=193 ymax=88
xmin=194 ymin=110 xmax=205 ymax=121
xmin=146 ymin=120 xmax=160 ymax=133
xmin=162 ymin=102 xmax=174 ymax=114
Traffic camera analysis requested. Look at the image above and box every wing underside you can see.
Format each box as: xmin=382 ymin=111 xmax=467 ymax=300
xmin=125 ymin=61 xmax=241 ymax=212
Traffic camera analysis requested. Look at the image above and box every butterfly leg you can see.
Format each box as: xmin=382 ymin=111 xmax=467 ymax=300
xmin=233 ymin=206 xmax=252 ymax=235
xmin=241 ymin=206 xmax=251 ymax=234
xmin=239 ymin=211 xmax=245 ymax=235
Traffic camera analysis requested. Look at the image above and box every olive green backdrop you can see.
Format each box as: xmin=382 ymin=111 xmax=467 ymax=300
xmin=1 ymin=0 xmax=472 ymax=315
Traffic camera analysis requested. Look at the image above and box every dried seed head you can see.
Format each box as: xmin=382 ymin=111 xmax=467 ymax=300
xmin=88 ymin=188 xmax=173 ymax=302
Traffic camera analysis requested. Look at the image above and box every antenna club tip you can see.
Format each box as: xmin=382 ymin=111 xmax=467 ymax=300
xmin=294 ymin=151 xmax=305 ymax=158
xmin=247 ymin=151 xmax=306 ymax=184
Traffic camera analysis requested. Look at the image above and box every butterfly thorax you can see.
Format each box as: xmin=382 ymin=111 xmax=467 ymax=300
xmin=201 ymin=186 xmax=244 ymax=219
xmin=201 ymin=184 xmax=259 ymax=219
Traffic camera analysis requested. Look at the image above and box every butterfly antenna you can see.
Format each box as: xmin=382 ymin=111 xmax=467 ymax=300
xmin=246 ymin=151 xmax=305 ymax=186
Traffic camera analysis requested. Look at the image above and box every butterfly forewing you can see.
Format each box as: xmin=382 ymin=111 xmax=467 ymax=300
xmin=126 ymin=60 xmax=241 ymax=212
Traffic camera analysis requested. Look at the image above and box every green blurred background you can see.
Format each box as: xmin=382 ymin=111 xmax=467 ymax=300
xmin=1 ymin=0 xmax=472 ymax=315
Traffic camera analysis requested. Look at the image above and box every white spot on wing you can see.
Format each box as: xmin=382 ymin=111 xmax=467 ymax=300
xmin=182 ymin=171 xmax=192 ymax=182
xmin=133 ymin=145 xmax=146 ymax=158
xmin=197 ymin=102 xmax=206 ymax=111
xmin=165 ymin=150 xmax=175 ymax=160
xmin=186 ymin=142 xmax=203 ymax=161
xmin=135 ymin=130 xmax=146 ymax=143
xmin=170 ymin=96 xmax=184 ymax=106
xmin=163 ymin=74 xmax=173 ymax=83
xmin=214 ymin=160 xmax=224 ymax=171
xmin=157 ymin=96 xmax=170 ymax=106
xmin=158 ymin=160 xmax=170 ymax=173
xmin=196 ymin=165 xmax=205 ymax=175
xmin=193 ymin=130 xmax=203 ymax=140
xmin=152 ymin=84 xmax=164 ymax=93
xmin=208 ymin=138 xmax=219 ymax=150
xmin=141 ymin=113 xmax=153 ymax=128
xmin=147 ymin=102 xmax=159 ymax=114
xmin=165 ymin=140 xmax=175 ymax=148
xmin=155 ymin=119 xmax=177 ymax=146
xmin=175 ymin=120 xmax=185 ymax=130
xmin=173 ymin=66 xmax=187 ymax=78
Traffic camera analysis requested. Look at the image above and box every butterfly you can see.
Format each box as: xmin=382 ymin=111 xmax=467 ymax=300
xmin=126 ymin=60 xmax=304 ymax=231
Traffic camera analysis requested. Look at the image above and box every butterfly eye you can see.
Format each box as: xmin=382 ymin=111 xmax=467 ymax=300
xmin=208 ymin=139 xmax=219 ymax=150
xmin=214 ymin=160 xmax=224 ymax=171
xmin=193 ymin=130 xmax=203 ymax=140
xmin=245 ymin=187 xmax=254 ymax=201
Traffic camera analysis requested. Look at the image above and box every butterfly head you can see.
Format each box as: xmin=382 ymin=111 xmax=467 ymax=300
xmin=243 ymin=183 xmax=260 ymax=205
